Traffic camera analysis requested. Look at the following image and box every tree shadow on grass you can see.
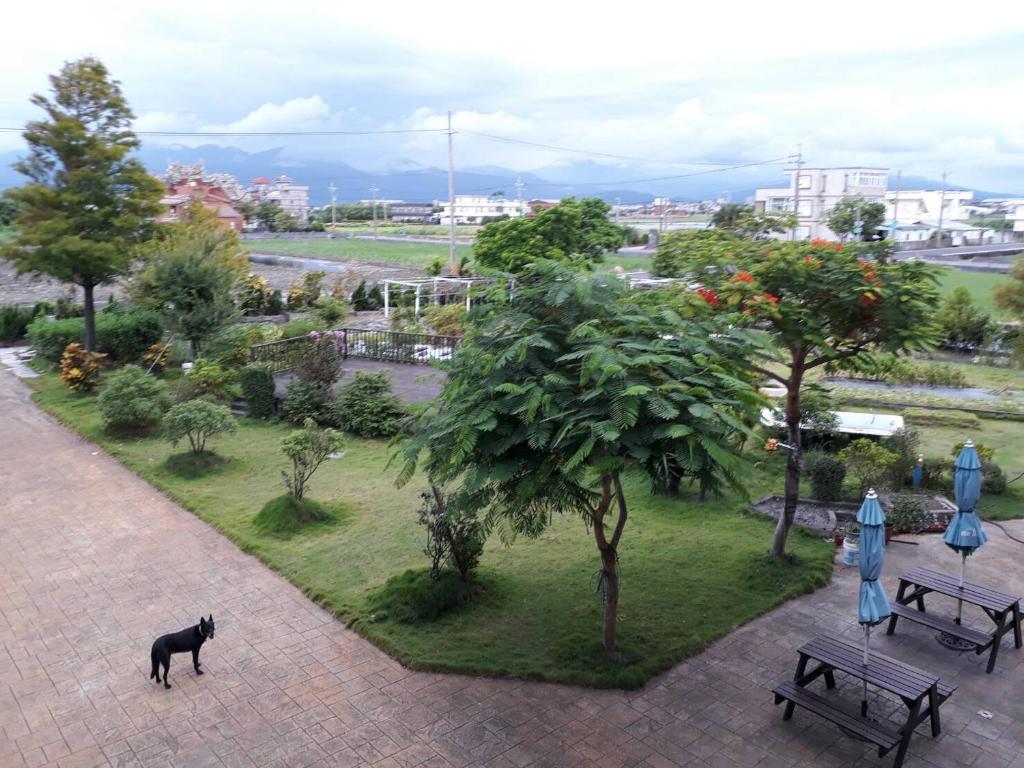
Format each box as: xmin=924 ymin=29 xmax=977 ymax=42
xmin=163 ymin=451 xmax=232 ymax=479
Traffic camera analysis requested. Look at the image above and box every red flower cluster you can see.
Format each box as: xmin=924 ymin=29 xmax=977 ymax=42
xmin=803 ymin=255 xmax=822 ymax=268
xmin=763 ymin=292 xmax=780 ymax=304
xmin=811 ymin=238 xmax=844 ymax=252
xmin=735 ymin=270 xmax=754 ymax=284
xmin=696 ymin=287 xmax=719 ymax=306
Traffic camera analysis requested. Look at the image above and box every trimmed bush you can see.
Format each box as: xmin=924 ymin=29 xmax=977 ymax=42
xmin=0 ymin=304 xmax=38 ymax=343
xmin=179 ymin=359 xmax=234 ymax=401
xmin=279 ymin=318 xmax=324 ymax=339
xmin=982 ymin=462 xmax=1007 ymax=495
xmin=254 ymin=495 xmax=333 ymax=534
xmin=888 ymin=494 xmax=930 ymax=534
xmin=97 ymin=365 xmax=171 ymax=431
xmin=164 ymin=399 xmax=236 ymax=454
xmin=239 ymin=364 xmax=276 ymax=419
xmin=364 ymin=568 xmax=478 ymax=624
xmin=422 ymin=304 xmax=468 ymax=337
xmin=808 ymin=455 xmax=846 ymax=502
xmin=312 ymin=296 xmax=347 ymax=326
xmin=27 ymin=308 xmax=162 ymax=362
xmin=838 ymin=439 xmax=899 ymax=496
xmin=332 ymin=371 xmax=406 ymax=437
xmin=282 ymin=381 xmax=330 ymax=425
xmin=204 ymin=323 xmax=280 ymax=370
xmin=28 ymin=317 xmax=85 ymax=361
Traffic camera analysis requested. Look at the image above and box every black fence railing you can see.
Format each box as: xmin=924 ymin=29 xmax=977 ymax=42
xmin=250 ymin=328 xmax=462 ymax=372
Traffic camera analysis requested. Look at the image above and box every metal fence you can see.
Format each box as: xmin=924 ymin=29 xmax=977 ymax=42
xmin=250 ymin=328 xmax=462 ymax=372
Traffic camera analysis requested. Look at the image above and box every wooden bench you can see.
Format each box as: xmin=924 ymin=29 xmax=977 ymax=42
xmin=889 ymin=567 xmax=1023 ymax=673
xmin=773 ymin=682 xmax=902 ymax=757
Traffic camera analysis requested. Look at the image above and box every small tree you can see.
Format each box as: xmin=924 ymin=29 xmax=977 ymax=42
xmin=132 ymin=203 xmax=245 ymax=359
xmin=938 ymin=287 xmax=993 ymax=349
xmin=396 ymin=261 xmax=761 ymax=652
xmin=281 ymin=418 xmax=343 ymax=501
xmin=838 ymin=439 xmax=898 ymax=497
xmin=294 ymin=331 xmax=344 ymax=390
xmin=824 ymin=196 xmax=887 ymax=241
xmin=164 ymin=400 xmax=236 ymax=454
xmin=1 ymin=58 xmax=163 ymax=350
xmin=97 ymin=365 xmax=171 ymax=431
xmin=417 ymin=486 xmax=484 ymax=582
xmin=710 ymin=203 xmax=751 ymax=230
xmin=333 ymin=371 xmax=407 ymax=438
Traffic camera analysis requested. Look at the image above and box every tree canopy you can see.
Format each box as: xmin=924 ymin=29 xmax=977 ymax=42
xmin=824 ymin=196 xmax=887 ymax=241
xmin=1 ymin=57 xmax=163 ymax=349
xmin=396 ymin=260 xmax=763 ymax=652
xmin=473 ymin=197 xmax=625 ymax=273
xmin=676 ymin=239 xmax=940 ymax=557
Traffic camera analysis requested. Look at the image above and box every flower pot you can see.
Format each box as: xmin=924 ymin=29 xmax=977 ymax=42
xmin=885 ymin=526 xmax=893 ymax=544
xmin=833 ymin=533 xmax=844 ymax=548
xmin=841 ymin=536 xmax=860 ymax=566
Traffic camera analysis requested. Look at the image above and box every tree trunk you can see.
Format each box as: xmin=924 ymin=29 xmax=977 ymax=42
xmin=82 ymin=283 xmax=97 ymax=352
xmin=592 ymin=473 xmax=630 ymax=653
xmin=190 ymin=338 xmax=200 ymax=362
xmin=771 ymin=365 xmax=805 ymax=560
xmin=601 ymin=545 xmax=619 ymax=652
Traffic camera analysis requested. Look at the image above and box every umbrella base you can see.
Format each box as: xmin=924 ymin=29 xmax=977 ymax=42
xmin=936 ymin=631 xmax=977 ymax=651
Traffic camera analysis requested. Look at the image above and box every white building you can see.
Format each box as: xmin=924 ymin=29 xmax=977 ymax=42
xmin=250 ymin=176 xmax=310 ymax=223
xmin=1006 ymin=200 xmax=1024 ymax=233
xmin=754 ymin=167 xmax=888 ymax=240
xmin=437 ymin=195 xmax=526 ymax=225
xmin=885 ymin=190 xmax=973 ymax=225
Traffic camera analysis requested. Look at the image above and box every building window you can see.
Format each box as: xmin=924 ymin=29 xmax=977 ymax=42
xmin=797 ymin=175 xmax=811 ymax=189
xmin=797 ymin=200 xmax=812 ymax=217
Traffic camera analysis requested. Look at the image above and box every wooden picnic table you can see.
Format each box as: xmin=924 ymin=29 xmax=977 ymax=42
xmin=773 ymin=635 xmax=955 ymax=768
xmin=886 ymin=566 xmax=1023 ymax=673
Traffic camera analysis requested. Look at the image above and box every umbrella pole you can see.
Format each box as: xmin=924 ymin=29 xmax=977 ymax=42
xmin=862 ymin=625 xmax=870 ymax=716
xmin=957 ymin=553 xmax=966 ymax=624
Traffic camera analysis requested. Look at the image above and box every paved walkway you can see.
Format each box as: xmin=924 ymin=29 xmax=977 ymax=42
xmin=2 ymin=364 xmax=1024 ymax=768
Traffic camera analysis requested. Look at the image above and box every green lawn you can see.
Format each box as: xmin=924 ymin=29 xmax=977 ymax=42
xmin=934 ymin=267 xmax=1013 ymax=319
xmin=29 ymin=372 xmax=832 ymax=689
xmin=246 ymin=237 xmax=473 ymax=268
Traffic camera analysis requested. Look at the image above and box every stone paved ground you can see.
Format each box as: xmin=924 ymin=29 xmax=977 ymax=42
xmin=2 ymin=364 xmax=1024 ymax=768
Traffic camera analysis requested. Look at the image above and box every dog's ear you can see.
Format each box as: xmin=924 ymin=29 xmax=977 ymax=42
xmin=208 ymin=614 xmax=213 ymax=622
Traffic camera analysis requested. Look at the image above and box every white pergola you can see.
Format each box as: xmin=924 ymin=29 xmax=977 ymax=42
xmin=615 ymin=271 xmax=696 ymax=291
xmin=382 ymin=276 xmax=498 ymax=317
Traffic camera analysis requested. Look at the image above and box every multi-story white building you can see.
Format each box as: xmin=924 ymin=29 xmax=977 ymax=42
xmin=754 ymin=167 xmax=888 ymax=240
xmin=885 ymin=190 xmax=973 ymax=225
xmin=437 ymin=195 xmax=526 ymax=225
xmin=1006 ymin=200 xmax=1024 ymax=233
xmin=250 ymin=175 xmax=310 ymax=223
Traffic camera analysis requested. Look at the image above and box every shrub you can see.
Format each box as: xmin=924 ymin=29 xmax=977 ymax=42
xmin=180 ymin=359 xmax=233 ymax=401
xmin=364 ymin=568 xmax=478 ymax=624
xmin=417 ymin=487 xmax=484 ymax=582
xmin=425 ymin=256 xmax=445 ymax=277
xmin=254 ymin=495 xmax=333 ymax=533
xmin=59 ymin=343 xmax=105 ymax=392
xmin=239 ymin=364 xmax=276 ymax=419
xmin=281 ymin=418 xmax=344 ymax=500
xmin=295 ymin=331 xmax=344 ymax=389
xmin=204 ymin=323 xmax=279 ymax=370
xmin=888 ymin=494 xmax=930 ymax=534
xmin=28 ymin=317 xmax=85 ymax=361
xmin=54 ymin=294 xmax=83 ymax=318
xmin=830 ymin=354 xmax=967 ymax=388
xmin=97 ymin=306 xmax=163 ymax=362
xmin=97 ymin=365 xmax=171 ymax=431
xmin=904 ymin=408 xmax=980 ymax=430
xmin=982 ymin=462 xmax=1007 ymax=495
xmin=351 ymin=281 xmax=384 ymax=311
xmin=164 ymin=399 xmax=236 ymax=454
xmin=238 ymin=273 xmax=281 ymax=316
xmin=279 ymin=318 xmax=324 ymax=339
xmin=0 ymin=304 xmax=38 ymax=343
xmin=287 ymin=271 xmax=326 ymax=310
xmin=837 ymin=439 xmax=899 ymax=496
xmin=920 ymin=457 xmax=954 ymax=494
xmin=311 ymin=296 xmax=347 ymax=327
xmin=880 ymin=428 xmax=921 ymax=489
xmin=809 ymin=455 xmax=846 ymax=502
xmin=422 ymin=304 xmax=468 ymax=337
xmin=282 ymin=381 xmax=330 ymax=425
xmin=332 ymin=371 xmax=406 ymax=437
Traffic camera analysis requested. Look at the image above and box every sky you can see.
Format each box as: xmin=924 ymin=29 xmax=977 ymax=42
xmin=2 ymin=0 xmax=1024 ymax=192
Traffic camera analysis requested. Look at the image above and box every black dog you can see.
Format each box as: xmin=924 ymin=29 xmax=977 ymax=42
xmin=150 ymin=615 xmax=214 ymax=689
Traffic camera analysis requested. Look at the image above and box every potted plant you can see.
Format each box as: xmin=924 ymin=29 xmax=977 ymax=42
xmin=888 ymin=494 xmax=930 ymax=537
xmin=841 ymin=523 xmax=860 ymax=565
xmin=832 ymin=523 xmax=847 ymax=549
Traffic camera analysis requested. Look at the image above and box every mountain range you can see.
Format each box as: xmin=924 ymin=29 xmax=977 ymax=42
xmin=0 ymin=143 xmax=1019 ymax=205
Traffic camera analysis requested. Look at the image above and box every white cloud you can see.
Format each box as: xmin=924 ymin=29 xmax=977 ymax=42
xmin=199 ymin=96 xmax=331 ymax=133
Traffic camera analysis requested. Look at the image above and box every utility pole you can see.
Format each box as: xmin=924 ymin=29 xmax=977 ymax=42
xmin=935 ymin=171 xmax=947 ymax=248
xmin=615 ymin=196 xmax=621 ymax=226
xmin=791 ymin=144 xmax=803 ymax=241
xmin=447 ymin=111 xmax=457 ymax=273
xmin=370 ymin=184 xmax=379 ymax=240
xmin=328 ymin=182 xmax=337 ymax=229
xmin=514 ymin=176 xmax=525 ymax=217
xmin=890 ymin=170 xmax=901 ymax=241
xmin=659 ymin=198 xmax=667 ymax=234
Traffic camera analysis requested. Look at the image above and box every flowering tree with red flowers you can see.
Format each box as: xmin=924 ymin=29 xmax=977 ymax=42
xmin=676 ymin=237 xmax=941 ymax=559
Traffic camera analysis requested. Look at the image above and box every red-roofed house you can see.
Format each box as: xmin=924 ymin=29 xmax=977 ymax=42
xmin=157 ymin=179 xmax=246 ymax=231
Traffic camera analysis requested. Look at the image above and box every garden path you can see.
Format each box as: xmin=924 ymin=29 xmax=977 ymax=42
xmin=2 ymin=365 xmax=1024 ymax=768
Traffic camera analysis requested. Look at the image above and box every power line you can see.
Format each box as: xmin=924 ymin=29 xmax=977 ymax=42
xmin=0 ymin=126 xmax=444 ymax=137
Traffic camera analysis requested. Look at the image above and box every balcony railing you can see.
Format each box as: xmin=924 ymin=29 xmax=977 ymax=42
xmin=250 ymin=328 xmax=462 ymax=372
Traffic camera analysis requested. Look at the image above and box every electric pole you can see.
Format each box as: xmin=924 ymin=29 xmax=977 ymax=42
xmin=447 ymin=111 xmax=457 ymax=273
xmin=890 ymin=170 xmax=901 ymax=240
xmin=515 ymin=176 xmax=525 ymax=217
xmin=790 ymin=145 xmax=803 ymax=241
xmin=935 ymin=171 xmax=947 ymax=248
xmin=328 ymin=182 xmax=337 ymax=229
xmin=370 ymin=184 xmax=379 ymax=240
xmin=615 ymin=196 xmax=621 ymax=226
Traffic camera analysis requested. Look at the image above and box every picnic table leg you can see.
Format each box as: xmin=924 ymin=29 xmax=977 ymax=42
xmin=927 ymin=685 xmax=941 ymax=737
xmin=986 ymin=613 xmax=1007 ymax=674
xmin=888 ymin=580 xmax=910 ymax=636
xmin=892 ymin=697 xmax=922 ymax=768
xmin=785 ymin=654 xmax=810 ymax=721
xmin=824 ymin=669 xmax=836 ymax=690
xmin=1013 ymin=602 xmax=1022 ymax=649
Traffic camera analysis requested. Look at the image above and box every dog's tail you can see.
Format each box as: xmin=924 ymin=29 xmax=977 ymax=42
xmin=150 ymin=647 xmax=159 ymax=680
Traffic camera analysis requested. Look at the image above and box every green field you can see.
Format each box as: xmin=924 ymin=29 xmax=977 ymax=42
xmin=29 ymin=372 xmax=832 ymax=688
xmin=247 ymin=237 xmax=473 ymax=268
xmin=934 ymin=267 xmax=1013 ymax=319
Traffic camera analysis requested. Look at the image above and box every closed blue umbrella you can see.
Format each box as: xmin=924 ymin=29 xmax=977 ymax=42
xmin=944 ymin=439 xmax=988 ymax=623
xmin=857 ymin=488 xmax=890 ymax=715
xmin=912 ymin=454 xmax=924 ymax=488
